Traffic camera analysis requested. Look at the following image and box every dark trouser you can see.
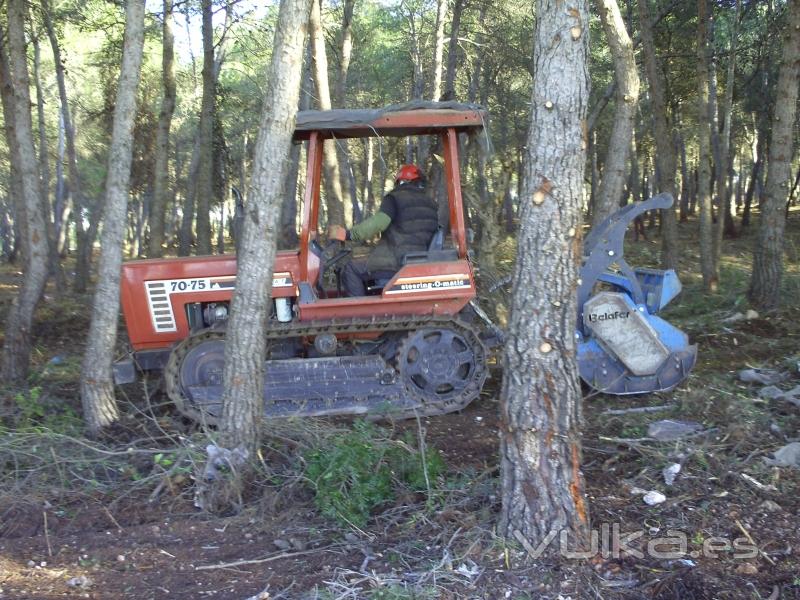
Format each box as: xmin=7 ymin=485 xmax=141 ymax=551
xmin=342 ymin=258 xmax=369 ymax=296
xmin=341 ymin=259 xmax=395 ymax=296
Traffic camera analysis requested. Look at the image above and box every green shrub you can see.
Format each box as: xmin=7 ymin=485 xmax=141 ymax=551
xmin=303 ymin=421 xmax=445 ymax=527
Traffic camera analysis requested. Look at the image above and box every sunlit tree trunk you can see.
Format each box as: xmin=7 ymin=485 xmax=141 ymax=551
xmin=1 ymin=0 xmax=51 ymax=383
xmin=443 ymin=0 xmax=464 ymax=100
xmin=749 ymin=0 xmax=800 ymax=309
xmin=697 ymin=0 xmax=716 ymax=291
xmin=219 ymin=0 xmax=311 ymax=466
xmin=594 ymin=0 xmax=639 ymax=227
xmin=80 ymin=0 xmax=146 ymax=434
xmin=149 ymin=0 xmax=176 ymax=257
xmin=309 ymin=0 xmax=345 ymax=227
xmin=638 ymin=0 xmax=679 ymax=270
xmin=431 ymin=0 xmax=447 ymax=101
xmin=499 ymin=0 xmax=590 ymax=552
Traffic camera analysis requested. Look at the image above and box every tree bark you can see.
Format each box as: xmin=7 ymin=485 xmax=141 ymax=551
xmin=748 ymin=0 xmax=800 ymax=309
xmin=594 ymin=0 xmax=639 ymax=227
xmin=443 ymin=0 xmax=464 ymax=99
xmin=309 ymin=0 xmax=345 ymax=227
xmin=80 ymin=0 xmax=146 ymax=434
xmin=149 ymin=0 xmax=177 ymax=257
xmin=194 ymin=0 xmax=216 ymax=255
xmin=499 ymin=0 xmax=590 ymax=552
xmin=1 ymin=0 xmax=51 ymax=384
xmin=431 ymin=0 xmax=447 ymax=100
xmin=637 ymin=0 xmax=679 ymax=270
xmin=697 ymin=0 xmax=716 ymax=291
xmin=219 ymin=0 xmax=311 ymax=466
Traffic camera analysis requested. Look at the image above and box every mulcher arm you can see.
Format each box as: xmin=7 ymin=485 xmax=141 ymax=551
xmin=577 ymin=193 xmax=697 ymax=394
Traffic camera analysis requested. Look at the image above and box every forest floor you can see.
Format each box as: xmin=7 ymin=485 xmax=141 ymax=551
xmin=1 ymin=211 xmax=800 ymax=600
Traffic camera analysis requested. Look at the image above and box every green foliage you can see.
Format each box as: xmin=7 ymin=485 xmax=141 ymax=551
xmin=303 ymin=421 xmax=445 ymax=527
xmin=12 ymin=386 xmax=81 ymax=434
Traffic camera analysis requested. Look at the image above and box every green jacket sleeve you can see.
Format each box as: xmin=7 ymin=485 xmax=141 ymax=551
xmin=349 ymin=211 xmax=392 ymax=242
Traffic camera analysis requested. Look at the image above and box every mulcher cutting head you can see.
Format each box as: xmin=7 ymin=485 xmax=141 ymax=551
xmin=577 ymin=194 xmax=697 ymax=395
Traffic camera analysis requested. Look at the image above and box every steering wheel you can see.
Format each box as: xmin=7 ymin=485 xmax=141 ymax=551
xmin=310 ymin=237 xmax=351 ymax=297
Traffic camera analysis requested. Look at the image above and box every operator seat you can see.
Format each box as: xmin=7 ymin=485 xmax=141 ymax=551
xmin=365 ymin=226 xmax=453 ymax=295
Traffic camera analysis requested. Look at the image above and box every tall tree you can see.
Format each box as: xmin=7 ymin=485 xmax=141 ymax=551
xmin=430 ymin=0 xmax=447 ymax=101
xmin=637 ymin=0 xmax=679 ymax=270
xmin=80 ymin=0 xmax=146 ymax=434
xmin=215 ymin=0 xmax=311 ymax=484
xmin=309 ymin=0 xmax=345 ymax=226
xmin=749 ymin=0 xmax=800 ymax=309
xmin=499 ymin=0 xmax=590 ymax=550
xmin=712 ymin=0 xmax=740 ymax=266
xmin=697 ymin=0 xmax=715 ymax=291
xmin=1 ymin=0 xmax=51 ymax=383
xmin=195 ymin=0 xmax=216 ymax=255
xmin=593 ymin=0 xmax=639 ymax=227
xmin=148 ymin=0 xmax=177 ymax=257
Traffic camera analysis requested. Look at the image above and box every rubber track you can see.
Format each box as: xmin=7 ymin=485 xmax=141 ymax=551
xmin=164 ymin=314 xmax=490 ymax=423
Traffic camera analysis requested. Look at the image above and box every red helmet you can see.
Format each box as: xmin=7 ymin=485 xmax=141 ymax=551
xmin=395 ymin=164 xmax=422 ymax=183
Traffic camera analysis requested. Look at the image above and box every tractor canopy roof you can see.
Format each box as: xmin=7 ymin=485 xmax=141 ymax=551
xmin=293 ymin=101 xmax=487 ymax=141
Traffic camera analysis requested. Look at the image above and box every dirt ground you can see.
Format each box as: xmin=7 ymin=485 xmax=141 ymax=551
xmin=1 ymin=212 xmax=800 ymax=599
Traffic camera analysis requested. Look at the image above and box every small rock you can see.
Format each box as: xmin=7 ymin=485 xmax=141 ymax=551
xmin=66 ymin=576 xmax=93 ymax=588
xmin=289 ymin=537 xmax=306 ymax=551
xmin=116 ymin=555 xmax=125 ymax=562
xmin=662 ymin=463 xmax=681 ymax=486
xmin=735 ymin=563 xmax=758 ymax=575
xmin=763 ymin=442 xmax=800 ymax=468
xmin=745 ymin=309 xmax=759 ymax=320
xmin=738 ymin=368 xmax=788 ymax=386
xmin=722 ymin=312 xmax=745 ymax=323
xmin=643 ymin=491 xmax=666 ymax=506
xmin=272 ymin=539 xmax=292 ymax=551
xmin=648 ymin=420 xmax=703 ymax=441
xmin=26 ymin=561 xmax=35 ymax=568
xmin=758 ymin=385 xmax=785 ymax=400
xmin=759 ymin=500 xmax=782 ymax=512
xmin=244 ymin=533 xmax=253 ymax=539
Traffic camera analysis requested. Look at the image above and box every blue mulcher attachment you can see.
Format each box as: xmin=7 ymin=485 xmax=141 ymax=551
xmin=577 ymin=193 xmax=697 ymax=395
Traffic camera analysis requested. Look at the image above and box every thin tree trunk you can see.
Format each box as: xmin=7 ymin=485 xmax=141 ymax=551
xmin=195 ymin=0 xmax=215 ymax=255
xmin=594 ymin=0 xmax=639 ymax=227
xmin=334 ymin=0 xmax=359 ymax=223
xmin=748 ymin=0 xmax=800 ymax=309
xmin=1 ymin=0 xmax=51 ymax=384
xmin=697 ymin=0 xmax=716 ymax=291
xmin=0 ymin=34 xmax=26 ymax=266
xmin=32 ymin=34 xmax=66 ymax=293
xmin=443 ymin=0 xmax=464 ymax=99
xmin=499 ymin=0 xmax=590 ymax=551
xmin=431 ymin=0 xmax=447 ymax=100
xmin=80 ymin=0 xmax=146 ymax=434
xmin=179 ymin=136 xmax=201 ymax=255
xmin=309 ymin=0 xmax=345 ymax=227
xmin=218 ymin=0 xmax=311 ymax=475
xmin=638 ymin=0 xmax=679 ymax=270
xmin=678 ymin=131 xmax=689 ymax=221
xmin=149 ymin=0 xmax=176 ymax=257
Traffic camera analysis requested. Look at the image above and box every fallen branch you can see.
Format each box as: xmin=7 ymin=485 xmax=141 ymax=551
xmin=734 ymin=519 xmax=776 ymax=566
xmin=195 ymin=546 xmax=334 ymax=571
xmin=602 ymin=405 xmax=673 ymax=416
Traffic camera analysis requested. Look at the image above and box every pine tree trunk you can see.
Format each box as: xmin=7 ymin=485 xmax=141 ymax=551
xmin=748 ymin=0 xmax=800 ymax=309
xmin=431 ymin=0 xmax=447 ymax=100
xmin=309 ymin=0 xmax=345 ymax=227
xmin=1 ymin=0 xmax=51 ymax=383
xmin=219 ymin=0 xmax=311 ymax=467
xmin=443 ymin=0 xmax=464 ymax=99
xmin=594 ymin=0 xmax=639 ymax=227
xmin=149 ymin=0 xmax=176 ymax=257
xmin=697 ymin=0 xmax=716 ymax=291
xmin=499 ymin=0 xmax=590 ymax=552
xmin=195 ymin=0 xmax=215 ymax=255
xmin=638 ymin=0 xmax=679 ymax=270
xmin=80 ymin=0 xmax=146 ymax=434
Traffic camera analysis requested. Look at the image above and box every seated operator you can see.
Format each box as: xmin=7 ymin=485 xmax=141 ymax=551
xmin=328 ymin=164 xmax=439 ymax=296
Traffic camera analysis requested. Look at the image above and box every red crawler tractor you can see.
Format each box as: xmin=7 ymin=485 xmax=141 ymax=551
xmin=115 ymin=103 xmax=497 ymax=422
xmin=115 ymin=103 xmax=696 ymax=422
